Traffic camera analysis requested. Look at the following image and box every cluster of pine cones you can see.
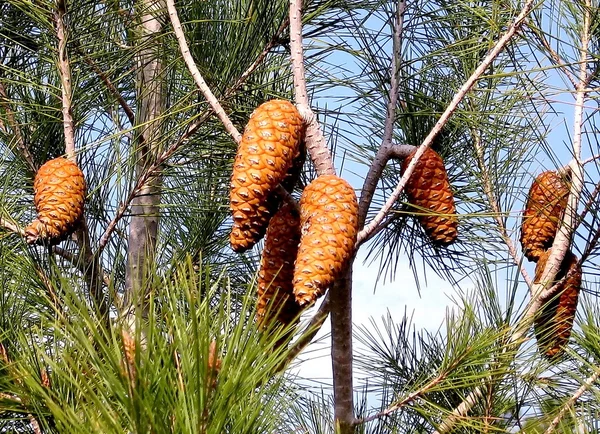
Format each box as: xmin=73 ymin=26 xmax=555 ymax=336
xmin=520 ymin=170 xmax=582 ymax=359
xmin=229 ymin=99 xmax=359 ymax=330
xmin=230 ymin=100 xmax=460 ymax=331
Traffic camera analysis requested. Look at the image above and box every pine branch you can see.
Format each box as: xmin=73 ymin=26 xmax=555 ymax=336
xmin=355 ymin=344 xmax=469 ymax=425
xmin=54 ymin=0 xmax=75 ymax=159
xmin=289 ymin=0 xmax=334 ymax=176
xmin=75 ymin=45 xmax=136 ymax=126
xmin=358 ymin=0 xmax=538 ymax=243
xmin=0 ymin=217 xmax=25 ymax=236
xmin=471 ymin=129 xmax=533 ymax=288
xmin=433 ymin=3 xmax=591 ymax=431
xmin=543 ymin=369 xmax=600 ymax=434
xmin=357 ymin=1 xmax=407 ymax=231
xmin=96 ymin=26 xmax=285 ymax=254
xmin=167 ymin=0 xmax=242 ymax=144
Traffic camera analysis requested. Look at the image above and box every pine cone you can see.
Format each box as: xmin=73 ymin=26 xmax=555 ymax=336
xmin=401 ymin=148 xmax=458 ymax=245
xmin=520 ymin=171 xmax=569 ymax=262
xmin=533 ymin=249 xmax=582 ymax=360
xmin=230 ymin=100 xmax=304 ymax=253
xmin=257 ymin=202 xmax=302 ymax=328
xmin=293 ymin=175 xmax=358 ymax=306
xmin=25 ymin=157 xmax=86 ymax=245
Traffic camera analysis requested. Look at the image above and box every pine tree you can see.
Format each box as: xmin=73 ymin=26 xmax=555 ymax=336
xmin=0 ymin=0 xmax=599 ymax=433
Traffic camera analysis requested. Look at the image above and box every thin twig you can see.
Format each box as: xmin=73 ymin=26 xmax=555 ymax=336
xmin=543 ymin=370 xmax=600 ymax=434
xmin=529 ymin=25 xmax=578 ymax=89
xmin=75 ymin=45 xmax=136 ymax=125
xmin=358 ymin=0 xmax=538 ymax=244
xmin=357 ymin=1 xmax=407 ymax=230
xmin=55 ymin=0 xmax=76 ymax=159
xmin=53 ymin=245 xmax=111 ymax=288
xmin=282 ymin=292 xmax=330 ymax=368
xmin=289 ymin=0 xmax=335 ymax=176
xmin=0 ymin=218 xmax=25 ymax=236
xmin=166 ymin=0 xmax=242 ymax=144
xmin=434 ymin=3 xmax=591 ymax=431
xmin=472 ymin=130 xmax=532 ymax=288
xmin=0 ymin=81 xmax=35 ymax=171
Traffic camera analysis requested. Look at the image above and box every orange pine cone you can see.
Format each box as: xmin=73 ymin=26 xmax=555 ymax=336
xmin=533 ymin=249 xmax=582 ymax=360
xmin=257 ymin=202 xmax=302 ymax=328
xmin=401 ymin=148 xmax=458 ymax=245
xmin=293 ymin=175 xmax=358 ymax=306
xmin=230 ymin=100 xmax=304 ymax=253
xmin=25 ymin=157 xmax=86 ymax=245
xmin=520 ymin=171 xmax=569 ymax=262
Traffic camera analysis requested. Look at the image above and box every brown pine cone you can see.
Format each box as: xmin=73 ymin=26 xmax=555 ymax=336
xmin=520 ymin=171 xmax=569 ymax=262
xmin=293 ymin=175 xmax=358 ymax=306
xmin=533 ymin=249 xmax=582 ymax=360
xmin=257 ymin=202 xmax=302 ymax=328
xmin=401 ymin=148 xmax=458 ymax=245
xmin=25 ymin=157 xmax=86 ymax=245
xmin=230 ymin=100 xmax=304 ymax=253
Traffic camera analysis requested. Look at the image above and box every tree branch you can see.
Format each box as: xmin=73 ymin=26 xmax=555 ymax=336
xmin=289 ymin=0 xmax=335 ymax=176
xmin=358 ymin=0 xmax=538 ymax=244
xmin=471 ymin=130 xmax=533 ymax=288
xmin=357 ymin=1 xmax=407 ymax=231
xmin=543 ymin=369 xmax=600 ymax=434
xmin=75 ymin=45 xmax=136 ymax=126
xmin=166 ymin=0 xmax=242 ymax=144
xmin=55 ymin=0 xmax=76 ymax=159
xmin=280 ymin=292 xmax=330 ymax=370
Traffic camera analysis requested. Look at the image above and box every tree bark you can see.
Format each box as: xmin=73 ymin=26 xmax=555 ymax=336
xmin=331 ymin=267 xmax=355 ymax=433
xmin=124 ymin=0 xmax=165 ymax=319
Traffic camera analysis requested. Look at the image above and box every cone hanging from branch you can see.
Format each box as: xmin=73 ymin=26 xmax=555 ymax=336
xmin=533 ymin=249 xmax=582 ymax=360
xmin=25 ymin=157 xmax=86 ymax=245
xmin=401 ymin=147 xmax=458 ymax=245
xmin=520 ymin=170 xmax=569 ymax=262
xmin=230 ymin=99 xmax=304 ymax=253
xmin=293 ymin=175 xmax=358 ymax=306
xmin=257 ymin=201 xmax=303 ymax=328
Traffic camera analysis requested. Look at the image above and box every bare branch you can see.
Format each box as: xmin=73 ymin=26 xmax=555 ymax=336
xmin=54 ymin=0 xmax=76 ymax=159
xmin=166 ymin=0 xmax=242 ymax=144
xmin=543 ymin=370 xmax=600 ymax=434
xmin=289 ymin=0 xmax=335 ymax=176
xmin=358 ymin=0 xmax=538 ymax=244
xmin=357 ymin=1 xmax=407 ymax=230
